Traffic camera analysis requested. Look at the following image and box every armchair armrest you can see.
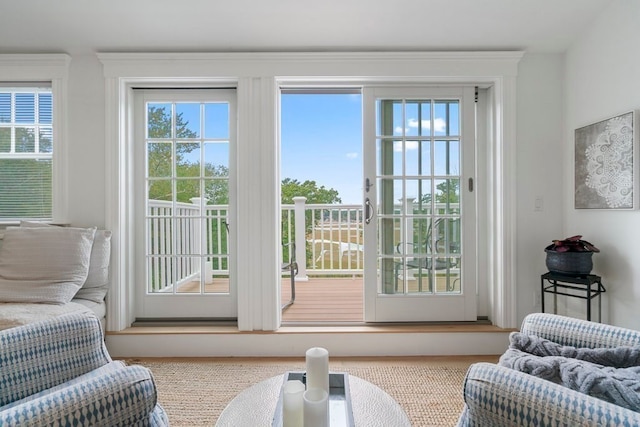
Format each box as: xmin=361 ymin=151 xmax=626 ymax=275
xmin=520 ymin=313 xmax=640 ymax=349
xmin=0 ymin=312 xmax=111 ymax=406
xmin=0 ymin=365 xmax=158 ymax=427
xmin=459 ymin=362 xmax=640 ymax=427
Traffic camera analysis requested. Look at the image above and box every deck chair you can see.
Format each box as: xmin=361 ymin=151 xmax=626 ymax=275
xmin=394 ymin=218 xmax=460 ymax=293
xmin=282 ymin=242 xmax=298 ymax=310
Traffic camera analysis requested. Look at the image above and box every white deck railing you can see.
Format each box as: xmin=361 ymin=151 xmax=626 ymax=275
xmin=282 ymin=197 xmax=364 ymax=278
xmin=147 ymin=198 xmax=364 ymax=290
xmin=147 ymin=199 xmax=229 ymax=292
xmin=147 ymin=198 xmax=458 ymax=290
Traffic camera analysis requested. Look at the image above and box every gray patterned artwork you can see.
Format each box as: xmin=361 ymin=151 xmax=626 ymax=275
xmin=575 ymin=111 xmax=635 ymax=209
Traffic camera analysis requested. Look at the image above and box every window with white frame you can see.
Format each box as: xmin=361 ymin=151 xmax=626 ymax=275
xmin=0 ymin=86 xmax=53 ymax=222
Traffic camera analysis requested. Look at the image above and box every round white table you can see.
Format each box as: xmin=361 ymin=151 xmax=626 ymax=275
xmin=215 ymin=374 xmax=411 ymax=426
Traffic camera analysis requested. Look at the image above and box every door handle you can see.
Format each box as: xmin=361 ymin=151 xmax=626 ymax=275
xmin=365 ymin=198 xmax=374 ymax=224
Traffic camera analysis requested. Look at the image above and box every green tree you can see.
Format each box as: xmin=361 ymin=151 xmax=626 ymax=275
xmin=281 ymin=178 xmax=342 ymax=204
xmin=147 ymin=105 xmax=199 ymax=141
xmin=434 ymin=179 xmax=460 ymax=216
xmin=205 ymin=165 xmax=230 ymax=204
xmin=147 ymin=106 xmax=205 ymax=203
xmin=435 ymin=179 xmax=460 ymax=204
xmin=416 ymin=179 xmax=460 ymax=207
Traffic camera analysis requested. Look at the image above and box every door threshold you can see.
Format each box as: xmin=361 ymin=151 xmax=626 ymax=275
xmin=132 ymin=318 xmax=237 ymax=327
xmin=281 ymin=318 xmax=492 ymax=328
xmin=111 ymin=321 xmax=510 ymax=336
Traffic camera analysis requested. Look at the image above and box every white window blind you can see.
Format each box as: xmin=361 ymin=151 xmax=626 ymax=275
xmin=0 ymin=86 xmax=53 ymax=222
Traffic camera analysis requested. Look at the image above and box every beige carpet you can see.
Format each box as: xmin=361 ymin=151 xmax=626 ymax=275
xmin=126 ymin=356 xmax=498 ymax=427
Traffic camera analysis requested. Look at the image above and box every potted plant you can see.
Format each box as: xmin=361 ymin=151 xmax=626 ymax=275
xmin=544 ymin=235 xmax=600 ymax=275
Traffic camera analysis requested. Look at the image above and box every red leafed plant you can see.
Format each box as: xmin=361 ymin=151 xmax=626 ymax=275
xmin=545 ymin=235 xmax=600 ymax=253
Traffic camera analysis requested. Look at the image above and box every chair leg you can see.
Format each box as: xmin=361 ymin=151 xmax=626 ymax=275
xmin=282 ymin=262 xmax=297 ymax=311
xmin=448 ymin=277 xmax=460 ymax=292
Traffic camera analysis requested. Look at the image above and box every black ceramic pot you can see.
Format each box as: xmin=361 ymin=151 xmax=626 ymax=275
xmin=545 ymin=249 xmax=593 ymax=275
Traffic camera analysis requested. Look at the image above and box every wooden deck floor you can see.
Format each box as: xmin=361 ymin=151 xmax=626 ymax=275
xmin=177 ymin=275 xmax=459 ymax=323
xmin=281 ymin=277 xmax=364 ymax=322
xmin=174 ymin=276 xmax=363 ymax=322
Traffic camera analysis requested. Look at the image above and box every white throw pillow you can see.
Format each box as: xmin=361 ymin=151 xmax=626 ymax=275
xmin=0 ymin=226 xmax=96 ymax=304
xmin=20 ymin=222 xmax=112 ymax=303
xmin=75 ymin=230 xmax=112 ymax=302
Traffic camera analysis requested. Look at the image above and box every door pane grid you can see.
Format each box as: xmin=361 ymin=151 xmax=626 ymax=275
xmin=376 ymin=98 xmax=461 ymax=295
xmin=145 ymin=100 xmax=230 ymax=296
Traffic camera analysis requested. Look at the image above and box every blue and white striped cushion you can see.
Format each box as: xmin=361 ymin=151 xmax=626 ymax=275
xmin=463 ymin=362 xmax=640 ymax=426
xmin=521 ymin=313 xmax=640 ymax=349
xmin=0 ymin=365 xmax=158 ymax=427
xmin=1 ymin=360 xmax=127 ymax=411
xmin=0 ymin=312 xmax=111 ymax=406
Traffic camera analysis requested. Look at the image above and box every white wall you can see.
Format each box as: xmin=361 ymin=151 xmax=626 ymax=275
xmin=66 ymin=55 xmax=107 ymax=228
xmin=564 ymin=0 xmax=640 ymax=329
xmin=515 ymin=54 xmax=565 ymax=325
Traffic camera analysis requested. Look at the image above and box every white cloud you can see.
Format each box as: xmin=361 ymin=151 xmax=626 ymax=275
xmin=407 ymin=118 xmax=447 ymax=132
xmin=407 ymin=118 xmax=422 ymax=128
xmin=394 ymin=140 xmax=419 ymax=152
xmin=390 ymin=117 xmax=448 ymax=151
xmin=346 ymin=152 xmax=358 ymax=159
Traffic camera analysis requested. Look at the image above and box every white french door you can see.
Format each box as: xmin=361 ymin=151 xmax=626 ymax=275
xmin=134 ymin=89 xmax=237 ymax=319
xmin=363 ymin=86 xmax=477 ymax=322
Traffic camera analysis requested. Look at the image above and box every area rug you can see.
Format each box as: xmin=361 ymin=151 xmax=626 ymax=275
xmin=126 ymin=357 xmax=497 ymax=427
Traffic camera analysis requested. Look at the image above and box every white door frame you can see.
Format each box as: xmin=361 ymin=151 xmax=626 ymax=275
xmin=133 ymin=88 xmax=238 ymax=319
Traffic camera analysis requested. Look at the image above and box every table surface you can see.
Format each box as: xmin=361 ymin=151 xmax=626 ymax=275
xmin=541 ymin=272 xmax=602 ymax=284
xmin=215 ymin=373 xmax=411 ymax=427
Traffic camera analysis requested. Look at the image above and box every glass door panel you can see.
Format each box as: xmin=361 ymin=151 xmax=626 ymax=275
xmin=363 ymin=86 xmax=476 ymax=322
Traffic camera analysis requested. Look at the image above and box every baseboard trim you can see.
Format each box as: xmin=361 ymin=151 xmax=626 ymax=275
xmin=106 ymin=324 xmax=513 ymax=358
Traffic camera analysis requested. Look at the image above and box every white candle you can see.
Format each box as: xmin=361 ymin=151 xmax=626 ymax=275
xmin=303 ymin=387 xmax=329 ymax=427
xmin=305 ymin=347 xmax=329 ymax=393
xmin=282 ymin=380 xmax=305 ymax=427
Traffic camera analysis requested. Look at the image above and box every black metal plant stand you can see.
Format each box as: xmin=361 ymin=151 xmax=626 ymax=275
xmin=540 ymin=272 xmax=606 ymax=322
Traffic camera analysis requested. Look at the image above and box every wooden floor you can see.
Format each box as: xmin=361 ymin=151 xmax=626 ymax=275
xmin=281 ymin=277 xmax=363 ymax=322
xmin=177 ymin=275 xmax=460 ymax=323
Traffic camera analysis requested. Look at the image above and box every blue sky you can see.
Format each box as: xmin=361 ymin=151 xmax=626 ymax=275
xmin=281 ymin=93 xmax=363 ymax=204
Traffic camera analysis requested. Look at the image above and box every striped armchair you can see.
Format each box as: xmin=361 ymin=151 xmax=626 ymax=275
xmin=0 ymin=312 xmax=168 ymax=426
xmin=457 ymin=313 xmax=640 ymax=427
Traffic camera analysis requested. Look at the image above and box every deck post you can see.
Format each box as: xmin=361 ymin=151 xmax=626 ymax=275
xmin=293 ymin=196 xmax=309 ymax=281
xmin=190 ymin=197 xmax=212 ymax=284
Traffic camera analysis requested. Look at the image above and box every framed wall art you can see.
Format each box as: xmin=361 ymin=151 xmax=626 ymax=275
xmin=575 ymin=111 xmax=636 ymax=210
